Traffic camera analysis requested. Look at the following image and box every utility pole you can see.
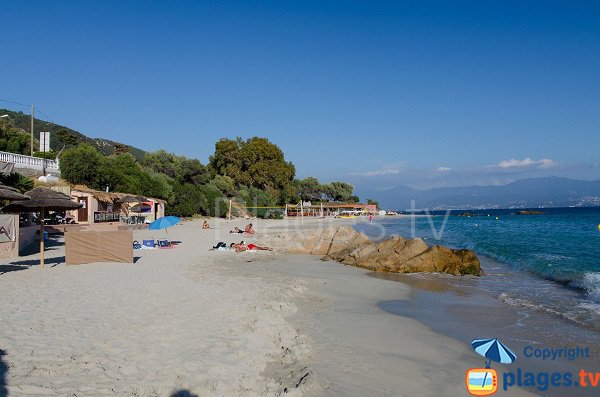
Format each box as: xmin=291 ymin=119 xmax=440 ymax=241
xmin=42 ymin=131 xmax=46 ymax=176
xmin=30 ymin=105 xmax=34 ymax=157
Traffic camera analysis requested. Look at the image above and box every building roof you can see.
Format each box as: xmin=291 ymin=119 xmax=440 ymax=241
xmin=71 ymin=185 xmax=166 ymax=205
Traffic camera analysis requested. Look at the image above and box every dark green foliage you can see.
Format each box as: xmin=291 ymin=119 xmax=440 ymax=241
xmin=59 ymin=144 xmax=104 ymax=186
xmin=0 ymin=117 xmax=30 ymax=155
xmin=325 ymin=181 xmax=355 ymax=202
xmin=56 ymin=128 xmax=83 ymax=147
xmin=0 ymin=172 xmax=34 ymax=193
xmin=209 ymin=137 xmax=295 ymax=193
xmin=367 ymin=199 xmax=379 ymax=208
xmin=33 ymin=151 xmax=57 ymax=159
xmin=296 ymin=177 xmax=323 ymax=201
xmin=54 ymin=131 xmax=359 ymax=218
xmin=169 ymin=183 xmax=206 ymax=217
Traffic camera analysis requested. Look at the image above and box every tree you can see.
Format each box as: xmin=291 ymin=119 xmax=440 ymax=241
xmin=178 ymin=158 xmax=211 ymax=185
xmin=296 ymin=177 xmax=323 ymax=201
xmin=367 ymin=199 xmax=379 ymax=208
xmin=142 ymin=150 xmax=180 ymax=179
xmin=0 ymin=118 xmax=30 ymax=155
xmin=323 ymin=181 xmax=355 ymax=202
xmin=208 ymin=175 xmax=236 ymax=196
xmin=56 ymin=129 xmax=83 ymax=148
xmin=0 ymin=172 xmax=34 ymax=193
xmin=168 ymin=183 xmax=206 ymax=217
xmin=209 ymin=137 xmax=295 ymax=192
xmin=114 ymin=143 xmax=131 ymax=155
xmin=59 ymin=143 xmax=104 ymax=186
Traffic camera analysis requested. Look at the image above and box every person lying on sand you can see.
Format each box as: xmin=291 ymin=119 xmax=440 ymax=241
xmin=230 ymin=227 xmax=244 ymax=234
xmin=202 ymin=220 xmax=211 ymax=229
xmin=230 ymin=242 xmax=273 ymax=252
xmin=244 ymin=223 xmax=256 ymax=235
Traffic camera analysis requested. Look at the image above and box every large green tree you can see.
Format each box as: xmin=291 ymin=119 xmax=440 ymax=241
xmin=296 ymin=177 xmax=323 ymax=201
xmin=59 ymin=143 xmax=104 ymax=186
xmin=0 ymin=118 xmax=30 ymax=155
xmin=209 ymin=137 xmax=295 ymax=192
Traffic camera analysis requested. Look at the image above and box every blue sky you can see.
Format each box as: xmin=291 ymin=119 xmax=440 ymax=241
xmin=1 ymin=1 xmax=599 ymax=192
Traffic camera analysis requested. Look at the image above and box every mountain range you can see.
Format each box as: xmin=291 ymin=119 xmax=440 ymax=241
xmin=357 ymin=177 xmax=600 ymax=210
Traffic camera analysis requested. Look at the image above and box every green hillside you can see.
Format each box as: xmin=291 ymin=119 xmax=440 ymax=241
xmin=0 ymin=108 xmax=145 ymax=159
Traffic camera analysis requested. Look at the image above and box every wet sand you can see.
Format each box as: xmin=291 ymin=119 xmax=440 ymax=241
xmin=374 ymin=256 xmax=600 ymax=397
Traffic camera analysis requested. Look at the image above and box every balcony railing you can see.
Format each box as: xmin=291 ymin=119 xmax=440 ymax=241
xmin=93 ymin=212 xmax=121 ymax=223
xmin=0 ymin=151 xmax=60 ymax=170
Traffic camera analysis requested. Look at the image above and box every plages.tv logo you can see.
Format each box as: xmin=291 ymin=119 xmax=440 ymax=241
xmin=466 ymin=338 xmax=517 ymax=396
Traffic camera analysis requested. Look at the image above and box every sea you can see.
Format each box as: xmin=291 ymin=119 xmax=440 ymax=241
xmin=355 ymin=207 xmax=600 ymax=332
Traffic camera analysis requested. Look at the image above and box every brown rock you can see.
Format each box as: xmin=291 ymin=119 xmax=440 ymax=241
xmin=259 ymin=225 xmax=481 ymax=276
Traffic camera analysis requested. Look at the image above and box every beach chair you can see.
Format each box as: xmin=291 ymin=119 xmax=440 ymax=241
xmin=157 ymin=239 xmax=175 ymax=249
xmin=142 ymin=239 xmax=155 ymax=248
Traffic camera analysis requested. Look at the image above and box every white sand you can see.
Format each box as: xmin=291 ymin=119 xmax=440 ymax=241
xmin=0 ymin=218 xmax=537 ymax=396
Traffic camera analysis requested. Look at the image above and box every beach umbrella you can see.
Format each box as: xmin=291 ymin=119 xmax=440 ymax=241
xmin=2 ymin=187 xmax=82 ymax=268
xmin=148 ymin=216 xmax=180 ymax=231
xmin=0 ymin=183 xmax=30 ymax=201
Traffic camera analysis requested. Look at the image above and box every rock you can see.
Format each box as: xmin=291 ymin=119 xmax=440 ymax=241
xmin=516 ymin=210 xmax=544 ymax=215
xmin=260 ymin=225 xmax=481 ymax=276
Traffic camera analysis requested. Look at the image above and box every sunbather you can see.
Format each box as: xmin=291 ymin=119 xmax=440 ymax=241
xmin=202 ymin=220 xmax=211 ymax=229
xmin=244 ymin=223 xmax=256 ymax=235
xmin=230 ymin=241 xmax=273 ymax=252
xmin=230 ymin=227 xmax=244 ymax=234
xmin=230 ymin=242 xmax=247 ymax=252
xmin=246 ymin=243 xmax=273 ymax=251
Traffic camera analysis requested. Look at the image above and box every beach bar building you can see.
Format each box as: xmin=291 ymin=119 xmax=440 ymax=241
xmin=69 ymin=185 xmax=165 ymax=225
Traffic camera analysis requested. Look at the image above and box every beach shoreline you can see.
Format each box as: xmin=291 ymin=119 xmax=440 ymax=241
xmin=1 ymin=217 xmax=541 ymax=396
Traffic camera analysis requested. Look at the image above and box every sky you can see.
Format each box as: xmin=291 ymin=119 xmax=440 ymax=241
xmin=1 ymin=0 xmax=599 ymax=193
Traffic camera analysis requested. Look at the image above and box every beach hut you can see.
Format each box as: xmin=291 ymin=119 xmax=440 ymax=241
xmin=69 ymin=186 xmax=166 ymax=224
xmin=2 ymin=187 xmax=82 ymax=268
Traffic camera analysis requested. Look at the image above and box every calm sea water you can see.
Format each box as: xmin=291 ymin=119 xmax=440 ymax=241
xmin=355 ymin=207 xmax=600 ymax=330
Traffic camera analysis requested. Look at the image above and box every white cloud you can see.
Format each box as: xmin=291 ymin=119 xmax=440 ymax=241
xmin=351 ymin=168 xmax=401 ymax=177
xmin=496 ymin=158 xmax=555 ymax=169
xmin=436 ymin=166 xmax=451 ymax=172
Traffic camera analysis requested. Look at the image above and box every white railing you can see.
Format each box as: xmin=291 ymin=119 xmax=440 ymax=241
xmin=0 ymin=151 xmax=60 ymax=170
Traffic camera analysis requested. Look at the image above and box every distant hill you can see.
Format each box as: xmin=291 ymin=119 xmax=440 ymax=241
xmin=0 ymin=108 xmax=145 ymax=159
xmin=357 ymin=177 xmax=600 ymax=210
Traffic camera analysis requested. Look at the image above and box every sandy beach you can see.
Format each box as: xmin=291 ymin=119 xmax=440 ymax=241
xmin=0 ymin=218 xmax=539 ymax=396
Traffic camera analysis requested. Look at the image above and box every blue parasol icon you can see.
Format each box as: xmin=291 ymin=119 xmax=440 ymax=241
xmin=471 ymin=338 xmax=517 ymax=368
xmin=471 ymin=338 xmax=516 ymax=389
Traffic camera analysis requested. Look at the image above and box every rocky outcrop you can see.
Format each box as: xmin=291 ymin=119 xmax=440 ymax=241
xmin=259 ymin=226 xmax=481 ymax=276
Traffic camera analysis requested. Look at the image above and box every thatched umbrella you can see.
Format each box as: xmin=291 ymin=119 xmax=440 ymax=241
xmin=2 ymin=187 xmax=82 ymax=268
xmin=0 ymin=183 xmax=30 ymax=201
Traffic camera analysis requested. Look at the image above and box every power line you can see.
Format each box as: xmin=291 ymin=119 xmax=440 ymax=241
xmin=0 ymin=98 xmax=62 ymax=126
xmin=35 ymin=108 xmax=58 ymax=125
xmin=0 ymin=98 xmax=31 ymax=108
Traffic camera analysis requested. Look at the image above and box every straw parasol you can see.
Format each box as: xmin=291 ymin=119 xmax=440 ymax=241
xmin=0 ymin=183 xmax=31 ymax=201
xmin=2 ymin=187 xmax=82 ymax=268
